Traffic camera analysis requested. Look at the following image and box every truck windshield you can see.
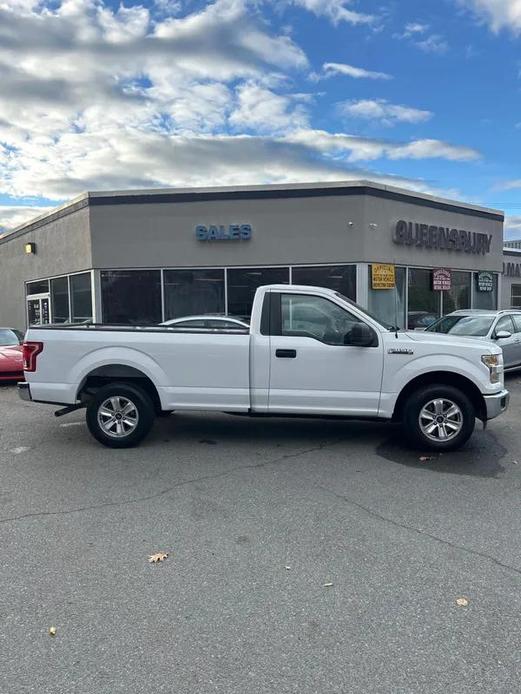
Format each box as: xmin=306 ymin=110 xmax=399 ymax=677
xmin=334 ymin=293 xmax=395 ymax=330
xmin=426 ymin=315 xmax=495 ymax=336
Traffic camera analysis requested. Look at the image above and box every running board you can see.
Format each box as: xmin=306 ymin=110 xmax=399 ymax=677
xmin=54 ymin=403 xmax=86 ymax=418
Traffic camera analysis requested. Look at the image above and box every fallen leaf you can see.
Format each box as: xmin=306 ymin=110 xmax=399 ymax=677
xmin=148 ymin=552 xmax=169 ymax=564
xmin=323 ymin=582 xmax=334 ymax=588
xmin=48 ymin=626 xmax=57 ymax=637
xmin=456 ymin=597 xmax=469 ymax=607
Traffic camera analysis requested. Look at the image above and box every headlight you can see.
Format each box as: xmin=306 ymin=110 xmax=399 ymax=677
xmin=482 ymin=354 xmax=502 ymax=383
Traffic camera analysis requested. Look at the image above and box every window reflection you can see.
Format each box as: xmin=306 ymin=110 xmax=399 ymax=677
xmin=51 ymin=277 xmax=69 ymax=323
xmin=164 ymin=269 xmax=225 ymax=320
xmin=407 ymin=269 xmax=440 ymax=329
xmin=292 ymin=265 xmax=356 ymax=301
xmin=70 ymin=273 xmax=93 ymax=323
xmin=227 ymin=267 xmax=289 ymax=316
xmin=101 ymin=270 xmax=161 ymax=324
xmin=368 ymin=266 xmax=406 ymax=329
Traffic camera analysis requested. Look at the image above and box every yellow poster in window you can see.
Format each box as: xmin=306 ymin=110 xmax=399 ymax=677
xmin=372 ymin=264 xmax=396 ymax=290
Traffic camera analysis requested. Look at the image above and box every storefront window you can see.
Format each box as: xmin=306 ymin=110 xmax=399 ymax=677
xmin=101 ymin=270 xmax=161 ymax=324
xmin=50 ymin=276 xmax=70 ymax=323
xmin=70 ymin=273 xmax=93 ymax=323
xmin=227 ymin=267 xmax=289 ymax=317
xmin=442 ymin=271 xmax=471 ymax=314
xmin=368 ymin=266 xmax=406 ymax=329
xmin=511 ymin=284 xmax=521 ymax=309
xmin=26 ymin=279 xmax=49 ymax=295
xmin=407 ymin=268 xmax=441 ymax=329
xmin=292 ymin=265 xmax=356 ymax=301
xmin=473 ymin=272 xmax=498 ymax=310
xmin=164 ymin=269 xmax=225 ymax=320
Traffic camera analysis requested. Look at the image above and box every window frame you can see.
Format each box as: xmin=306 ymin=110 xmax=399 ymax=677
xmin=511 ymin=284 xmax=521 ymax=309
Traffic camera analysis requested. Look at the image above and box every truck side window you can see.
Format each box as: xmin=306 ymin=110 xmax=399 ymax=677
xmin=280 ymin=294 xmax=362 ymax=345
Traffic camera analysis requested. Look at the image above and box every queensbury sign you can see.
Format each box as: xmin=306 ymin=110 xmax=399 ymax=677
xmin=393 ymin=220 xmax=492 ymax=255
xmin=196 ymin=224 xmax=252 ymax=241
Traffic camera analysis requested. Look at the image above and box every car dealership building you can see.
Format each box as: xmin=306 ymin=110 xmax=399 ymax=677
xmin=0 ymin=180 xmax=506 ymax=332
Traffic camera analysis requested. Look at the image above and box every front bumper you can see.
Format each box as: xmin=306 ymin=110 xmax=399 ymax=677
xmin=483 ymin=389 xmax=509 ymax=420
xmin=0 ymin=372 xmax=24 ymax=382
xmin=18 ymin=381 xmax=32 ymax=402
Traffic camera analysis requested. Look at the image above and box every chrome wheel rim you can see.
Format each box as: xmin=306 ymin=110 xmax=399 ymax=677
xmin=419 ymin=398 xmax=463 ymax=442
xmin=97 ymin=396 xmax=139 ymax=438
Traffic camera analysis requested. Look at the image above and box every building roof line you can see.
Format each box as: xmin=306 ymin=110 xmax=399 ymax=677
xmin=0 ymin=180 xmax=504 ymax=244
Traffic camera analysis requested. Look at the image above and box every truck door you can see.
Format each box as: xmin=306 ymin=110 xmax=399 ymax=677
xmin=266 ymin=291 xmax=384 ymax=416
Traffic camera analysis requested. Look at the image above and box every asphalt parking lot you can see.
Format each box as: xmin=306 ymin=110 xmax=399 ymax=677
xmin=1 ymin=378 xmax=521 ymax=694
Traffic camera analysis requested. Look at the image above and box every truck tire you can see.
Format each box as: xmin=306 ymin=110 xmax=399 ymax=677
xmin=403 ymin=384 xmax=475 ymax=452
xmin=86 ymin=382 xmax=155 ymax=448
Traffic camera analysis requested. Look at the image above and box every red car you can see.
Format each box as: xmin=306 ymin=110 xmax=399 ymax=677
xmin=0 ymin=328 xmax=24 ymax=382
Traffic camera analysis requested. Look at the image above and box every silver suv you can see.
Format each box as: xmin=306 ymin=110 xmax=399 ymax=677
xmin=426 ymin=309 xmax=521 ymax=371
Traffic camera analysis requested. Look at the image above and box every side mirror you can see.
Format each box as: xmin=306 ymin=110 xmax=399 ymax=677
xmin=494 ymin=330 xmax=512 ymax=340
xmin=344 ymin=323 xmax=375 ymax=347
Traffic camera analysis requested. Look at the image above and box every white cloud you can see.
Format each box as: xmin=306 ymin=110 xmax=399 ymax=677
xmin=0 ymin=205 xmax=55 ymax=233
xmin=415 ymin=34 xmax=449 ymax=54
xmin=288 ymin=0 xmax=373 ymax=25
xmin=152 ymin=0 xmax=182 ymax=17
xmin=322 ymin=62 xmax=393 ymax=80
xmin=0 ymin=0 xmax=481 ymax=216
xmin=340 ymin=99 xmax=433 ymax=126
xmin=505 ymin=215 xmax=521 ymax=238
xmin=229 ymin=82 xmax=310 ymax=132
xmin=402 ymin=22 xmax=429 ymax=36
xmin=0 ymin=0 xmax=40 ymax=11
xmin=395 ymin=22 xmax=448 ymax=53
xmin=97 ymin=4 xmax=151 ymax=44
xmin=287 ymin=129 xmax=479 ymax=163
xmin=500 ymin=179 xmax=521 ymax=190
xmin=387 ymin=139 xmax=479 ymax=161
xmin=456 ymin=0 xmax=521 ymax=33
xmin=0 ymin=128 xmax=480 ymax=209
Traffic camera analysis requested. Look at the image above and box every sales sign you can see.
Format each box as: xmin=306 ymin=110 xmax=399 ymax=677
xmin=433 ymin=268 xmax=451 ymax=291
xmin=477 ymin=271 xmax=494 ymax=292
xmin=196 ymin=224 xmax=252 ymax=241
xmin=372 ymin=264 xmax=396 ymax=290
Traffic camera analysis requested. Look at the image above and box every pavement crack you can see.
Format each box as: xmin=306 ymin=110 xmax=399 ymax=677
xmin=0 ymin=440 xmax=340 ymax=527
xmin=319 ymin=485 xmax=521 ymax=578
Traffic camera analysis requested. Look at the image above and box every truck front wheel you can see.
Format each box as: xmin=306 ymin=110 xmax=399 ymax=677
xmin=403 ymin=385 xmax=475 ymax=452
xmin=86 ymin=382 xmax=155 ymax=448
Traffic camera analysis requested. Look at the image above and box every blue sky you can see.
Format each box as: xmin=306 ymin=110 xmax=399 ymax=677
xmin=0 ymin=0 xmax=520 ymax=236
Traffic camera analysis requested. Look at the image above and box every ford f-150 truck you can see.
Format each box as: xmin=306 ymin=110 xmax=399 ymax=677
xmin=18 ymin=284 xmax=509 ymax=451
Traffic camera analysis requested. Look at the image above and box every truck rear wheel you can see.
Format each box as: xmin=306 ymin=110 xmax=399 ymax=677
xmin=86 ymin=382 xmax=155 ymax=448
xmin=403 ymin=385 xmax=475 ymax=452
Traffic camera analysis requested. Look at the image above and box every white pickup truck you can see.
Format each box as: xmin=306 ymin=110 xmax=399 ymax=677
xmin=19 ymin=284 xmax=509 ymax=451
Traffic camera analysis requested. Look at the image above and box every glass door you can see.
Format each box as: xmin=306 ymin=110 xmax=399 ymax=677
xmin=27 ymin=294 xmax=51 ymax=326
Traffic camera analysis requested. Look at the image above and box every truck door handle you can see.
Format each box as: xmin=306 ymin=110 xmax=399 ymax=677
xmin=276 ymin=349 xmax=297 ymax=359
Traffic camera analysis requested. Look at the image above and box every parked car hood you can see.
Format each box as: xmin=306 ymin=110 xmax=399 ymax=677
xmin=403 ymin=330 xmax=495 ymax=348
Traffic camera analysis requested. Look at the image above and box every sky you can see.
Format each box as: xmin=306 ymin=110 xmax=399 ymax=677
xmin=0 ymin=0 xmax=520 ymax=237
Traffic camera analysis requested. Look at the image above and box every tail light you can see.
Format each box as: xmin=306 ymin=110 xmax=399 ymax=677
xmin=23 ymin=341 xmax=43 ymax=372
